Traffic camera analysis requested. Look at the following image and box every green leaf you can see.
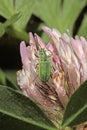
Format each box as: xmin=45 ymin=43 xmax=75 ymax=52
xmin=78 ymin=15 xmax=87 ymax=39
xmin=0 ymin=0 xmax=34 ymax=41
xmin=0 ymin=69 xmax=6 ymax=85
xmin=7 ymin=27 xmax=29 ymax=42
xmin=0 ymin=0 xmax=14 ymax=18
xmin=0 ymin=69 xmax=19 ymax=90
xmin=34 ymin=0 xmax=86 ymax=33
xmin=3 ymin=13 xmax=20 ymax=28
xmin=5 ymin=70 xmax=20 ymax=90
xmin=0 ymin=23 xmax=6 ymax=37
xmin=61 ymin=0 xmax=86 ymax=32
xmin=0 ymin=112 xmax=46 ymax=130
xmin=62 ymin=80 xmax=87 ymax=127
xmin=0 ymin=13 xmax=20 ymax=37
xmin=0 ymin=0 xmax=35 ymax=30
xmin=14 ymin=0 xmax=35 ymax=30
xmin=0 ymin=85 xmax=56 ymax=130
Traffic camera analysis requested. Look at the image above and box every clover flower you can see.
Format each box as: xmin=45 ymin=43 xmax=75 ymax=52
xmin=17 ymin=26 xmax=87 ymax=129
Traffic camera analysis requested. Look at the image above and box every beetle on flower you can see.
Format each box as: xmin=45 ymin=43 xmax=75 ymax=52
xmin=17 ymin=26 xmax=87 ymax=129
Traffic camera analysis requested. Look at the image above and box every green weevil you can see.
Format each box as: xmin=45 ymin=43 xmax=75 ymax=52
xmin=38 ymin=49 xmax=51 ymax=82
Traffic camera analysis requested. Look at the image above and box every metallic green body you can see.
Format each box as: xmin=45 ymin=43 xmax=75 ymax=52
xmin=39 ymin=49 xmax=51 ymax=82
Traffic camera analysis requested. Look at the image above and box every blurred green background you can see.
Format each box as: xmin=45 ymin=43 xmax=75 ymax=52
xmin=0 ymin=0 xmax=87 ymax=130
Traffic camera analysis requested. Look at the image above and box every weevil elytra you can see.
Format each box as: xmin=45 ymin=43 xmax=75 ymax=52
xmin=38 ymin=49 xmax=51 ymax=82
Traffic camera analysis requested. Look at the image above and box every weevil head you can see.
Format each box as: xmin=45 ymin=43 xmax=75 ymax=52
xmin=40 ymin=48 xmax=51 ymax=61
xmin=40 ymin=49 xmax=47 ymax=61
